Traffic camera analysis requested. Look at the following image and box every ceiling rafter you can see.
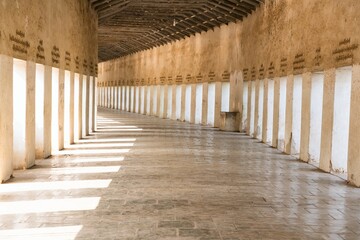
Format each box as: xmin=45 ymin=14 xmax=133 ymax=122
xmin=89 ymin=0 xmax=263 ymax=61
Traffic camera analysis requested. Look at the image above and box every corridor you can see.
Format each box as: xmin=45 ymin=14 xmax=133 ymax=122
xmin=0 ymin=108 xmax=359 ymax=240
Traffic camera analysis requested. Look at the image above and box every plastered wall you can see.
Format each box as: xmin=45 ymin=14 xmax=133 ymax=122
xmin=98 ymin=0 xmax=360 ymax=86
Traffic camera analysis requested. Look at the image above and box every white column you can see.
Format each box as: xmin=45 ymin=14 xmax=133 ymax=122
xmin=43 ymin=66 xmax=52 ymax=156
xmin=201 ymin=82 xmax=208 ymax=125
xmin=58 ymin=69 xmax=65 ymax=150
xmin=284 ymin=75 xmax=294 ymax=154
xmin=272 ymin=77 xmax=280 ymax=148
xmin=69 ymin=71 xmax=75 ymax=144
xmin=78 ymin=74 xmax=83 ymax=140
xmin=348 ymin=65 xmax=360 ymax=186
xmin=180 ymin=84 xmax=186 ymax=121
xmin=92 ymin=77 xmax=97 ymax=132
xmin=237 ymin=72 xmax=244 ymax=131
xmin=214 ymin=82 xmax=222 ymax=128
xmin=262 ymin=78 xmax=268 ymax=143
xmin=85 ymin=75 xmax=91 ymax=136
xmin=25 ymin=61 xmax=36 ymax=168
xmin=254 ymin=79 xmax=260 ymax=138
xmin=0 ymin=55 xmax=13 ymax=182
xmin=319 ymin=69 xmax=336 ymax=172
xmin=171 ymin=85 xmax=177 ymax=120
xmin=300 ymin=73 xmax=311 ymax=162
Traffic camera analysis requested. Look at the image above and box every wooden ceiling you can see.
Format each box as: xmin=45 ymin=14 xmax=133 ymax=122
xmin=89 ymin=0 xmax=264 ymax=62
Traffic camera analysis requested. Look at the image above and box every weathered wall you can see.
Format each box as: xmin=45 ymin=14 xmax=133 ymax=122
xmin=0 ymin=0 xmax=98 ymax=75
xmin=99 ymin=0 xmax=360 ymax=85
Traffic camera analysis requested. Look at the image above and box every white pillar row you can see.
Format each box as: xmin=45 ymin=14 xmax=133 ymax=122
xmin=180 ymin=84 xmax=186 ymax=121
xmin=43 ymin=66 xmax=52 ymax=157
xmin=109 ymin=86 xmax=113 ymax=109
xmin=134 ymin=86 xmax=137 ymax=113
xmin=299 ymin=72 xmax=312 ymax=162
xmin=207 ymin=83 xmax=215 ymax=126
xmin=272 ymin=77 xmax=280 ymax=148
xmin=262 ymin=78 xmax=268 ymax=143
xmin=246 ymin=81 xmax=252 ymax=135
xmin=241 ymin=81 xmax=248 ymax=132
xmin=102 ymin=87 xmax=104 ymax=107
xmin=190 ymin=84 xmax=196 ymax=124
xmin=58 ymin=69 xmax=65 ymax=150
xmin=141 ymin=86 xmax=145 ymax=114
xmin=117 ymin=86 xmax=122 ymax=110
xmin=171 ymin=84 xmax=177 ymax=120
xmin=348 ymin=64 xmax=360 ymax=186
xmin=166 ymin=85 xmax=172 ymax=119
xmin=102 ymin=87 xmax=105 ymax=107
xmin=123 ymin=86 xmax=127 ymax=111
xmin=35 ymin=64 xmax=45 ymax=159
xmin=51 ymin=68 xmax=59 ymax=153
xmin=98 ymin=87 xmax=102 ymax=107
xmin=267 ymin=79 xmax=275 ymax=145
xmin=88 ymin=77 xmax=93 ymax=133
xmin=254 ymin=79 xmax=260 ymax=138
xmin=148 ymin=85 xmax=153 ymax=115
xmin=277 ymin=77 xmax=287 ymax=152
xmin=89 ymin=77 xmax=93 ymax=133
xmin=195 ymin=83 xmax=203 ymax=124
xmin=249 ymin=81 xmax=256 ymax=137
xmin=201 ymin=82 xmax=208 ymax=125
xmin=113 ymin=85 xmax=117 ymax=109
xmin=77 ymin=74 xmax=83 ymax=141
xmin=103 ymin=87 xmax=106 ymax=107
xmin=331 ymin=67 xmax=351 ymax=174
xmin=25 ymin=61 xmax=36 ymax=168
xmin=163 ymin=85 xmax=168 ymax=118
xmin=229 ymin=72 xmax=238 ymax=112
xmin=143 ymin=86 xmax=148 ymax=115
xmin=101 ymin=86 xmax=105 ymax=108
xmin=284 ymin=75 xmax=294 ymax=155
xmin=92 ymin=77 xmax=97 ymax=132
xmin=237 ymin=72 xmax=244 ymax=132
xmin=97 ymin=85 xmax=100 ymax=107
xmin=126 ymin=86 xmax=130 ymax=112
xmin=85 ymin=75 xmax=91 ymax=136
xmin=13 ymin=59 xmax=36 ymax=169
xmin=319 ymin=68 xmax=336 ymax=172
xmin=126 ymin=86 xmax=133 ymax=112
xmin=257 ymin=79 xmax=264 ymax=140
xmin=106 ymin=86 xmax=110 ymax=108
xmin=308 ymin=72 xmax=324 ymax=166
xmin=81 ymin=75 xmax=87 ymax=139
xmin=74 ymin=73 xmax=80 ymax=142
xmin=134 ymin=86 xmax=138 ymax=113
xmin=128 ymin=86 xmax=132 ymax=112
xmin=131 ymin=86 xmax=135 ymax=113
xmin=214 ymin=82 xmax=222 ymax=128
xmin=0 ymin=55 xmax=13 ymax=182
xmin=69 ymin=71 xmax=75 ymax=144
xmin=154 ymin=85 xmax=159 ymax=116
xmin=64 ymin=70 xmax=71 ymax=147
xmin=116 ymin=85 xmax=119 ymax=109
xmin=185 ymin=84 xmax=191 ymax=122
xmin=138 ymin=86 xmax=142 ymax=113
xmin=291 ymin=75 xmax=303 ymax=156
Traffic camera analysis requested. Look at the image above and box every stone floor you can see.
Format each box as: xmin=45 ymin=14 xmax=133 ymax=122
xmin=0 ymin=108 xmax=360 ymax=240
